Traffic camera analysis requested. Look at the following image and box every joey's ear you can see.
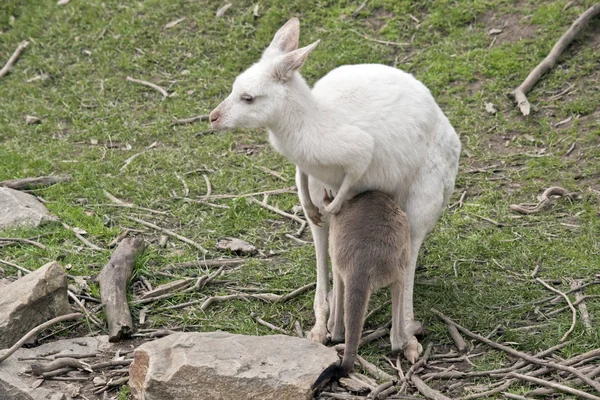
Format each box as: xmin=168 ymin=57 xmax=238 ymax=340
xmin=272 ymin=40 xmax=320 ymax=81
xmin=262 ymin=17 xmax=300 ymax=60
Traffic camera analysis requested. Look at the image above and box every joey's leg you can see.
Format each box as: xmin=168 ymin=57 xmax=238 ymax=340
xmin=324 ymin=173 xmax=359 ymax=215
xmin=328 ymin=269 xmax=345 ymax=343
xmin=299 ymin=170 xmax=322 ymax=226
xmin=307 ymin=222 xmax=331 ymax=344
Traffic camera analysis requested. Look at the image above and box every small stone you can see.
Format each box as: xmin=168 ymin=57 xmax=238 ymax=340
xmin=216 ymin=237 xmax=257 ymax=255
xmin=129 ymin=332 xmax=339 ymax=400
xmin=25 ymin=115 xmax=41 ymax=124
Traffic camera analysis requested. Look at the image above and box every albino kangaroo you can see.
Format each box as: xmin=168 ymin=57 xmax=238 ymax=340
xmin=210 ymin=18 xmax=461 ymax=362
xmin=312 ymin=190 xmax=410 ymax=389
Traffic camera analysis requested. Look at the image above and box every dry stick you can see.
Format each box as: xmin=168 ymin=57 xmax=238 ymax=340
xmin=502 ymin=394 xmax=536 ymax=400
xmin=67 ymin=290 xmax=103 ymax=328
xmin=293 ymin=320 xmax=304 ymax=338
xmin=350 ymin=29 xmax=409 ymax=47
xmin=535 ymin=278 xmax=576 ymax=342
xmin=198 ymin=186 xmax=296 ymax=200
xmin=509 ymin=372 xmax=600 ymax=400
xmin=430 ymin=308 xmax=600 ymax=393
xmin=511 ymin=3 xmax=600 ymax=115
xmin=31 ymin=357 xmax=92 ymax=375
xmin=460 ymin=380 xmax=513 ymax=400
xmin=126 ymin=76 xmax=168 ymax=98
xmin=447 ymin=324 xmax=468 ymax=353
xmin=102 ymin=190 xmax=168 ymax=215
xmin=166 ymin=258 xmax=247 ymax=270
xmin=277 ymin=282 xmax=316 ymax=302
xmin=411 ymin=375 xmax=453 ymax=400
xmin=61 ymin=223 xmax=103 ymax=251
xmin=0 ymin=258 xmax=32 ymax=274
xmin=250 ymin=312 xmax=290 ymax=335
xmin=572 ymin=279 xmax=592 ymax=332
xmin=247 ymin=197 xmax=305 ymax=225
xmin=356 ymin=355 xmax=394 ymax=382
xmin=171 ymin=114 xmax=209 ymax=125
xmin=203 ymin=174 xmax=212 ymax=197
xmin=367 ymin=381 xmax=394 ymax=399
xmin=175 ymin=173 xmax=189 ymax=197
xmin=127 ymin=216 xmax=208 ymax=253
xmin=0 ymin=40 xmax=29 ymax=80
xmin=99 ymin=237 xmax=145 ymax=342
xmin=510 ymin=186 xmax=577 ymax=214
xmin=0 ymin=313 xmax=83 ymax=364
xmin=0 ymin=237 xmax=47 ymax=249
xmin=200 ymin=283 xmax=314 ymax=311
xmin=0 ymin=175 xmax=71 ymax=190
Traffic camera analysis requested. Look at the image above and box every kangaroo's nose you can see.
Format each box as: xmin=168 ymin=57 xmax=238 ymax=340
xmin=210 ymin=110 xmax=220 ymax=123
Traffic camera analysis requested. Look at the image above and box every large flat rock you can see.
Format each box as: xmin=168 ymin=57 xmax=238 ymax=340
xmin=0 ymin=187 xmax=57 ymax=229
xmin=129 ymin=332 xmax=339 ymax=400
xmin=0 ymin=262 xmax=70 ymax=349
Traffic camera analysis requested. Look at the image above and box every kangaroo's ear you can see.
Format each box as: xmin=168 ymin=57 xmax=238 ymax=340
xmin=272 ymin=40 xmax=320 ymax=81
xmin=262 ymin=18 xmax=300 ymax=60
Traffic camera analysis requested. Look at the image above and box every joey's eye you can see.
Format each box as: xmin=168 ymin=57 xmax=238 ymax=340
xmin=241 ymin=94 xmax=254 ymax=104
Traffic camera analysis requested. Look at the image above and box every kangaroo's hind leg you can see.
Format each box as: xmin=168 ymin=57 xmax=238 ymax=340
xmin=391 ymin=279 xmax=421 ymax=363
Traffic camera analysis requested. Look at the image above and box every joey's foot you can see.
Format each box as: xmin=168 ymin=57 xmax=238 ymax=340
xmin=308 ymin=325 xmax=329 ymax=344
xmin=404 ymin=338 xmax=423 ymax=364
xmin=305 ymin=206 xmax=323 ymax=226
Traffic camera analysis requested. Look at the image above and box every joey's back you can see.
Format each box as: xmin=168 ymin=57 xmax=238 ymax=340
xmin=329 ymin=191 xmax=410 ymax=289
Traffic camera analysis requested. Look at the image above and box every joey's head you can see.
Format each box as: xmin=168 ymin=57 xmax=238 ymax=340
xmin=210 ymin=18 xmax=319 ymax=131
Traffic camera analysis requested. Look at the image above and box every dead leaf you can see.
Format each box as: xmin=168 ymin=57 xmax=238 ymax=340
xmin=216 ymin=3 xmax=232 ymax=17
xmin=216 ymin=237 xmax=257 ymax=255
xmin=165 ymin=17 xmax=186 ymax=29
xmin=488 ymin=28 xmax=503 ymax=35
xmin=485 ymin=102 xmax=498 ymax=114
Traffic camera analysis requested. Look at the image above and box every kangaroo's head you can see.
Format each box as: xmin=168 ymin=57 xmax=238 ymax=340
xmin=209 ymin=18 xmax=319 ymax=131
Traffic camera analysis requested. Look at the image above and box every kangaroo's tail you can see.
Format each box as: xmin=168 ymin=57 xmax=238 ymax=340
xmin=312 ymin=275 xmax=370 ymax=390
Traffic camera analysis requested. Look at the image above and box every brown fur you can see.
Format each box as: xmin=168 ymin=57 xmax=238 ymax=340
xmin=313 ymin=190 xmax=410 ymax=389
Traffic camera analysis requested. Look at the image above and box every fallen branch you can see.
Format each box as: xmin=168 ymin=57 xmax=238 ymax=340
xmin=431 ymin=308 xmax=600 ymax=393
xmin=99 ymin=237 xmax=145 ymax=341
xmin=0 ymin=237 xmax=46 ymax=249
xmin=356 ymin=355 xmax=394 ymax=382
xmin=509 ymin=186 xmax=578 ymax=214
xmin=535 ymin=278 xmax=576 ymax=341
xmin=0 ymin=40 xmax=29 ymax=80
xmin=572 ymin=279 xmax=592 ymax=332
xmin=511 ymin=3 xmax=600 ymax=115
xmin=509 ymin=372 xmax=600 ymax=400
xmin=0 ymin=175 xmax=71 ymax=190
xmin=166 ymin=258 xmax=247 ymax=270
xmin=367 ymin=381 xmax=394 ymax=399
xmin=411 ymin=375 xmax=452 ymax=400
xmin=447 ymin=323 xmax=468 ymax=353
xmin=0 ymin=313 xmax=83 ymax=364
xmin=31 ymin=357 xmax=92 ymax=375
xmin=127 ymin=216 xmax=208 ymax=253
xmin=62 ymin=223 xmax=103 ymax=251
xmin=126 ymin=76 xmax=169 ymax=98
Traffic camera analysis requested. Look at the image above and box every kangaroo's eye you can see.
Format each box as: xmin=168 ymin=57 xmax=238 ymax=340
xmin=241 ymin=94 xmax=254 ymax=104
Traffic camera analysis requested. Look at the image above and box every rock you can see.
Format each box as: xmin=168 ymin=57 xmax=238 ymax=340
xmin=129 ymin=332 xmax=339 ymax=400
xmin=0 ymin=187 xmax=57 ymax=229
xmin=0 ymin=336 xmax=110 ymax=400
xmin=216 ymin=237 xmax=257 ymax=255
xmin=0 ymin=262 xmax=70 ymax=348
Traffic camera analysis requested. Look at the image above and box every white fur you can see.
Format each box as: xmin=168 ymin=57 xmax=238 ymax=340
xmin=210 ymin=18 xmax=461 ymax=361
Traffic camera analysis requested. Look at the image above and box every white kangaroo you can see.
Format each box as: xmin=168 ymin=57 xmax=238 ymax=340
xmin=209 ymin=18 xmax=461 ymax=362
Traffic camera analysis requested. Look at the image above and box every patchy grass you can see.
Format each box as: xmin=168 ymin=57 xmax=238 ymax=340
xmin=1 ymin=0 xmax=599 ymax=398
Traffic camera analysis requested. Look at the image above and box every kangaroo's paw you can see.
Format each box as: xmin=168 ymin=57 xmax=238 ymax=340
xmin=308 ymin=325 xmax=329 ymax=344
xmin=324 ymin=198 xmax=342 ymax=215
xmin=404 ymin=338 xmax=423 ymax=364
xmin=305 ymin=205 xmax=323 ymax=226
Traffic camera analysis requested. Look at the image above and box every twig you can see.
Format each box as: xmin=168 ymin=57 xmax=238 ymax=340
xmin=535 ymin=278 xmax=576 ymax=341
xmin=509 ymin=372 xmax=600 ymax=400
xmin=68 ymin=290 xmax=103 ymax=328
xmin=126 ymin=76 xmax=168 ymax=98
xmin=171 ymin=114 xmax=209 ymax=125
xmin=0 ymin=237 xmax=47 ymax=249
xmin=120 ymin=151 xmax=145 ymax=173
xmin=510 ymin=186 xmax=577 ymax=214
xmin=62 ymin=223 xmax=103 ymax=251
xmin=31 ymin=357 xmax=92 ymax=375
xmin=0 ymin=313 xmax=83 ymax=363
xmin=352 ymin=0 xmax=368 ymax=17
xmin=448 ymin=191 xmax=467 ymax=210
xmin=175 ymin=173 xmax=189 ymax=197
xmin=0 ymin=40 xmax=29 ymax=80
xmin=356 ymin=355 xmax=394 ymax=382
xmin=103 ymin=190 xmax=168 ymax=215
xmin=411 ymin=375 xmax=452 ymax=400
xmin=406 ymin=343 xmax=433 ymax=381
xmin=197 ymin=186 xmax=296 ymax=200
xmin=0 ymin=258 xmax=32 ymax=274
xmin=350 ymin=29 xmax=409 ymax=47
xmin=127 ymin=216 xmax=208 ymax=253
xmin=250 ymin=312 xmax=290 ymax=335
xmin=277 ymin=282 xmax=316 ymax=302
xmin=203 ymin=174 xmax=212 ymax=197
xmin=430 ymin=308 xmax=600 ymax=393
xmin=571 ymin=279 xmax=592 ymax=332
xmin=0 ymin=175 xmax=71 ymax=190
xmin=447 ymin=324 xmax=468 ymax=353
xmin=294 ymin=320 xmax=304 ymax=338
xmin=248 ymin=197 xmax=306 ymax=225
xmin=502 ymin=394 xmax=535 ymax=400
xmin=511 ymin=3 xmax=600 ymax=115
xmin=285 ymin=233 xmax=311 ymax=245
xmin=367 ymin=381 xmax=394 ymax=399
xmin=460 ymin=380 xmax=513 ymax=399
xmin=565 ymin=142 xmax=576 ymax=156
xmin=166 ymin=258 xmax=247 ymax=270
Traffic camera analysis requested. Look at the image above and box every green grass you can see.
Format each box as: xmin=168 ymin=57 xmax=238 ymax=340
xmin=1 ymin=0 xmax=599 ymax=398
